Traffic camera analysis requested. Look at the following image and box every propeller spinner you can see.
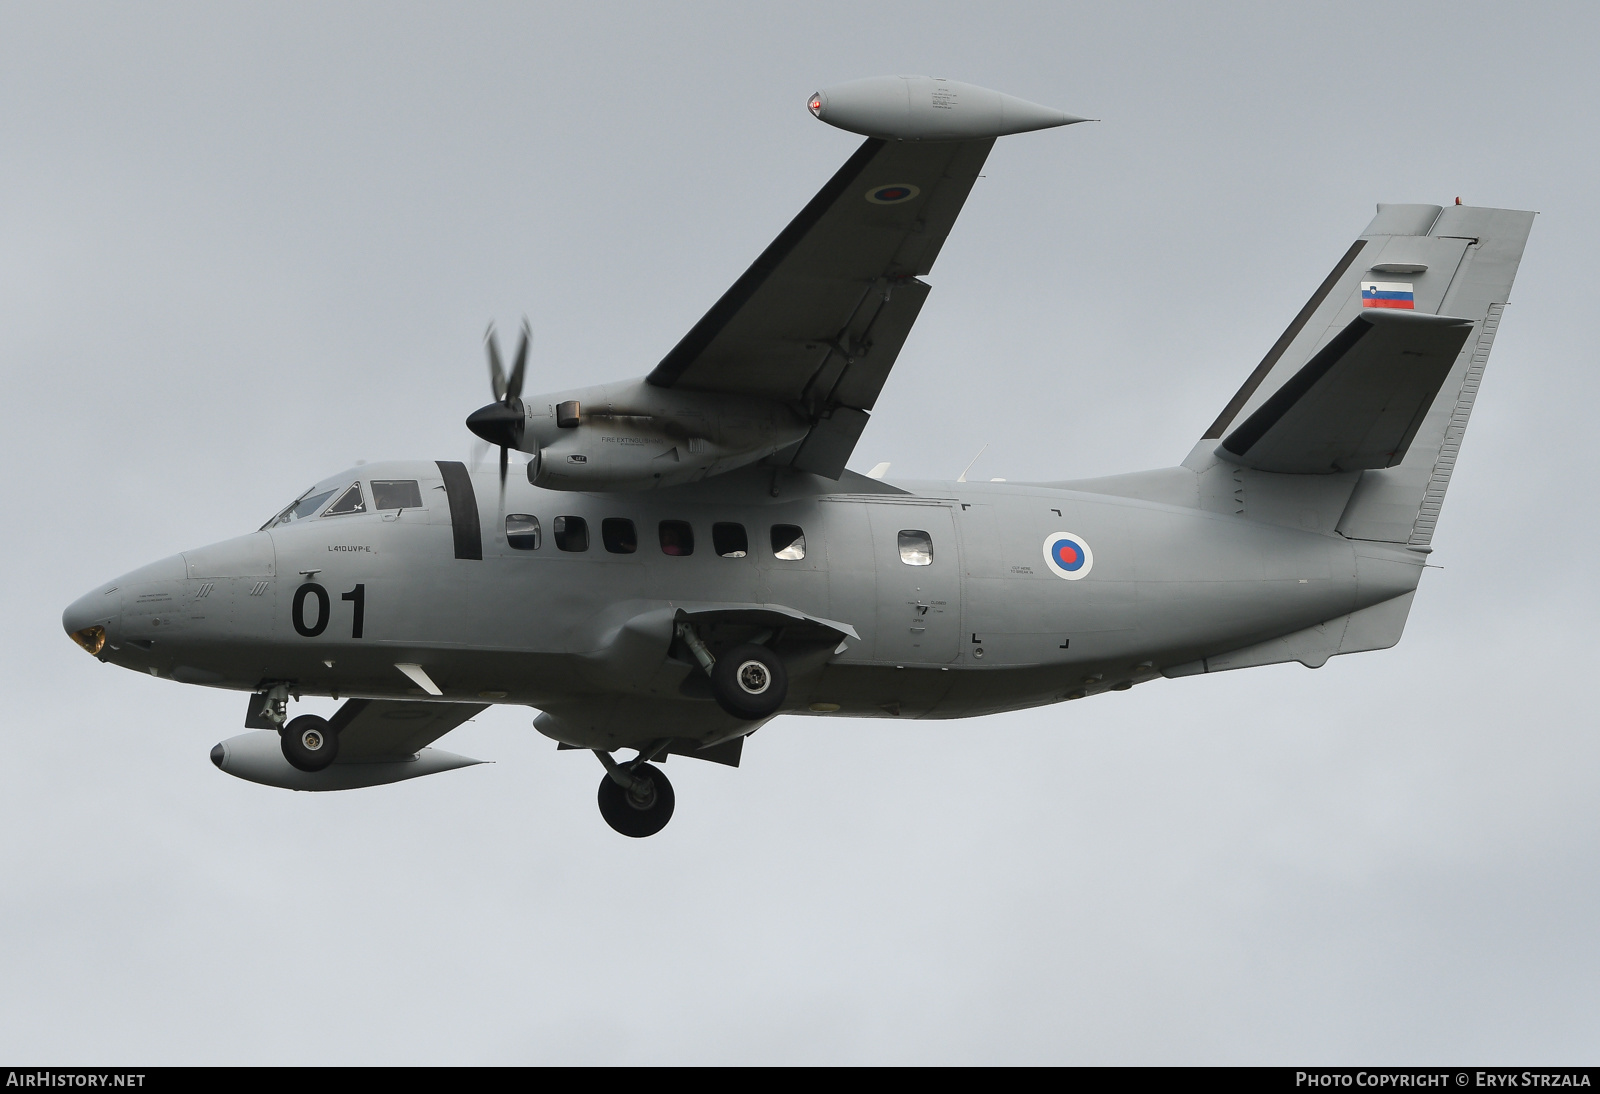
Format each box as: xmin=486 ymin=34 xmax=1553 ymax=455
xmin=466 ymin=321 xmax=531 ymax=489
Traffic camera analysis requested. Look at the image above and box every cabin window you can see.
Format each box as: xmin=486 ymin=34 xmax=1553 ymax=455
xmin=554 ymin=516 xmax=588 ymax=552
xmin=372 ymin=479 xmax=423 ymax=510
xmin=659 ymin=520 xmax=694 ymax=556
xmin=322 ymin=483 xmax=366 ymax=517
xmin=713 ymin=522 xmax=747 ymax=558
xmin=506 ymin=514 xmax=541 ymax=550
xmin=898 ymin=529 xmax=933 ymax=566
xmin=602 ymin=518 xmax=637 ymax=554
xmin=771 ymin=524 xmax=806 ymax=561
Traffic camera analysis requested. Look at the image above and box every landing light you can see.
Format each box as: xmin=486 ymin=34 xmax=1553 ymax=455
xmin=70 ymin=625 xmax=106 ymax=656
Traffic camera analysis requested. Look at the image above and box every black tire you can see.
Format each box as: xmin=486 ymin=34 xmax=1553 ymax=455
xmin=710 ymin=643 xmax=787 ymax=720
xmin=597 ymin=762 xmax=675 ymax=837
xmin=280 ymin=714 xmax=339 ymax=772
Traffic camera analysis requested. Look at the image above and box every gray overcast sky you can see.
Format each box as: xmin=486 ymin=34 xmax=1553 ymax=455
xmin=4 ymin=1 xmax=1598 ymax=1064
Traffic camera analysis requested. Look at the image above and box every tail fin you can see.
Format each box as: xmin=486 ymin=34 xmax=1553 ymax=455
xmin=1194 ymin=202 xmax=1534 ymax=545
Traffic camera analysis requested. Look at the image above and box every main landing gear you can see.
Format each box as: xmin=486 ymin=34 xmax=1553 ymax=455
xmin=677 ymin=623 xmax=788 ymax=720
xmin=595 ymin=745 xmax=675 ymax=838
xmin=589 ymin=624 xmax=787 ymax=837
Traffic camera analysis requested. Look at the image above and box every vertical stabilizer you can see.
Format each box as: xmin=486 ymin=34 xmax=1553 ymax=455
xmin=1185 ymin=203 xmax=1533 ymax=546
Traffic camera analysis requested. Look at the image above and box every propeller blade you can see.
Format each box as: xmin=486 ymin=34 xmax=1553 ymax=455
xmin=506 ymin=321 xmax=530 ymax=404
xmin=499 ymin=445 xmax=509 ymax=485
xmin=485 ymin=324 xmax=507 ymax=403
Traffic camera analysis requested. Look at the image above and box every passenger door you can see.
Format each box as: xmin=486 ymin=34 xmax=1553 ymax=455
xmin=865 ymin=502 xmax=959 ymax=665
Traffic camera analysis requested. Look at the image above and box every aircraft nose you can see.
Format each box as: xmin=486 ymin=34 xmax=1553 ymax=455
xmin=63 ymin=553 xmax=185 ymax=657
xmin=63 ymin=585 xmax=120 ymax=656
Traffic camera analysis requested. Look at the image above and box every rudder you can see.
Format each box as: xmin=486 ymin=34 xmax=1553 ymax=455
xmin=1335 ymin=205 xmax=1532 ymax=543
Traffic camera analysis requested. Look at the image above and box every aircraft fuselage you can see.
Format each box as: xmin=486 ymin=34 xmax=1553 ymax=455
xmin=64 ymin=458 xmax=1423 ymax=751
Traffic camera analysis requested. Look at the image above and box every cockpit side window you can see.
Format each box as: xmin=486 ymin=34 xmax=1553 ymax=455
xmin=322 ymin=483 xmax=366 ymax=517
xmin=371 ymin=480 xmax=423 ymax=510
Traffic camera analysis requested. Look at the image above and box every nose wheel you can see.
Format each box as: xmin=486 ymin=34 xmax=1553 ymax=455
xmin=594 ymin=749 xmax=675 ymax=837
xmin=280 ymin=714 xmax=340 ymax=772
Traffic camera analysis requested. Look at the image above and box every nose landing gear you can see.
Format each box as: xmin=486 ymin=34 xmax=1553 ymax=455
xmin=281 ymin=714 xmax=340 ymax=772
xmin=594 ymin=746 xmax=675 ymax=837
xmin=257 ymin=683 xmax=342 ymax=772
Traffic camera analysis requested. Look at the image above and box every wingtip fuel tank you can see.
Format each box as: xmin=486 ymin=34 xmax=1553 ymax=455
xmin=807 ymin=76 xmax=1085 ymax=141
xmin=212 ymin=731 xmax=485 ymax=791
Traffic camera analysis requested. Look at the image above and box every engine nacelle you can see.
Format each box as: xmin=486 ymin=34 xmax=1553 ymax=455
xmin=517 ymin=380 xmax=809 ymax=492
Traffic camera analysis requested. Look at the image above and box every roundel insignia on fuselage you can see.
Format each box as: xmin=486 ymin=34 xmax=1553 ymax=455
xmin=866 ymin=183 xmax=921 ymax=205
xmin=1042 ymin=532 xmax=1093 ymax=580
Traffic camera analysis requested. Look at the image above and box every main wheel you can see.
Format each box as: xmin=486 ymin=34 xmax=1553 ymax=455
xmin=280 ymin=714 xmax=339 ymax=772
xmin=710 ymin=643 xmax=787 ymax=720
xmin=597 ymin=762 xmax=675 ymax=838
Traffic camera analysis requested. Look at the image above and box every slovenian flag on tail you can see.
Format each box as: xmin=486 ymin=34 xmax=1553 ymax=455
xmin=1361 ymin=281 xmax=1415 ymax=309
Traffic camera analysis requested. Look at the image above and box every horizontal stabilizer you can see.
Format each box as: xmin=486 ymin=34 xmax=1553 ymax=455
xmin=1217 ymin=310 xmax=1474 ymax=475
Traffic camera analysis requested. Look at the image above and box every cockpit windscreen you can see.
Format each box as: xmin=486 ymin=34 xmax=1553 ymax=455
xmin=260 ymin=474 xmax=362 ymax=531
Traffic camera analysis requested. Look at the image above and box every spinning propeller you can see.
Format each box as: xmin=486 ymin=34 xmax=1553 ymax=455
xmin=465 ymin=320 xmax=531 ymax=493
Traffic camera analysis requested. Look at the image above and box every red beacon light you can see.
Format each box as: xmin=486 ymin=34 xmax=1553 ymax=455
xmin=807 ymin=93 xmax=823 ymax=117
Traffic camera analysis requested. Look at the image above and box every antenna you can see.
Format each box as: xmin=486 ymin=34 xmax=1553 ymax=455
xmin=956 ymin=444 xmax=988 ymax=483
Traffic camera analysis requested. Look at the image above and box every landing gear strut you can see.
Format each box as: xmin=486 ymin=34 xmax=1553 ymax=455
xmin=594 ymin=744 xmax=675 ymax=838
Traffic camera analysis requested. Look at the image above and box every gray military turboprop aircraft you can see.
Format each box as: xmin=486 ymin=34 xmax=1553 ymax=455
xmin=63 ymin=76 xmax=1533 ymax=836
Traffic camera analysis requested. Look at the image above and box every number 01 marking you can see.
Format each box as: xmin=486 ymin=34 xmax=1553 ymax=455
xmin=341 ymin=583 xmax=365 ymax=639
xmin=293 ymin=582 xmax=365 ymax=639
xmin=292 ymin=583 xmax=330 ymax=637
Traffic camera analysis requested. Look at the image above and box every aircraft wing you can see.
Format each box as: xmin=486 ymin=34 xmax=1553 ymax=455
xmin=327 ymin=698 xmax=489 ymax=762
xmin=1218 ymin=310 xmax=1475 ymax=474
xmin=646 ymin=136 xmax=996 ymax=478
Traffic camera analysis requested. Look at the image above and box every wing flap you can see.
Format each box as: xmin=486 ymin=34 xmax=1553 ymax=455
xmin=790 ymin=407 xmax=870 ymax=478
xmin=825 ymin=276 xmax=931 ymax=411
xmin=1218 ymin=310 xmax=1475 ymax=475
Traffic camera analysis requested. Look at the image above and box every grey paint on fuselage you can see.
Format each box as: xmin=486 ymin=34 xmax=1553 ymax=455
xmin=64 ymin=456 xmax=1422 ymax=750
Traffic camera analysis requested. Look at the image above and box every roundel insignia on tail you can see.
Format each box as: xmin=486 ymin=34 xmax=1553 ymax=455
xmin=866 ymin=183 xmax=920 ymax=205
xmin=1042 ymin=532 xmax=1093 ymax=580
